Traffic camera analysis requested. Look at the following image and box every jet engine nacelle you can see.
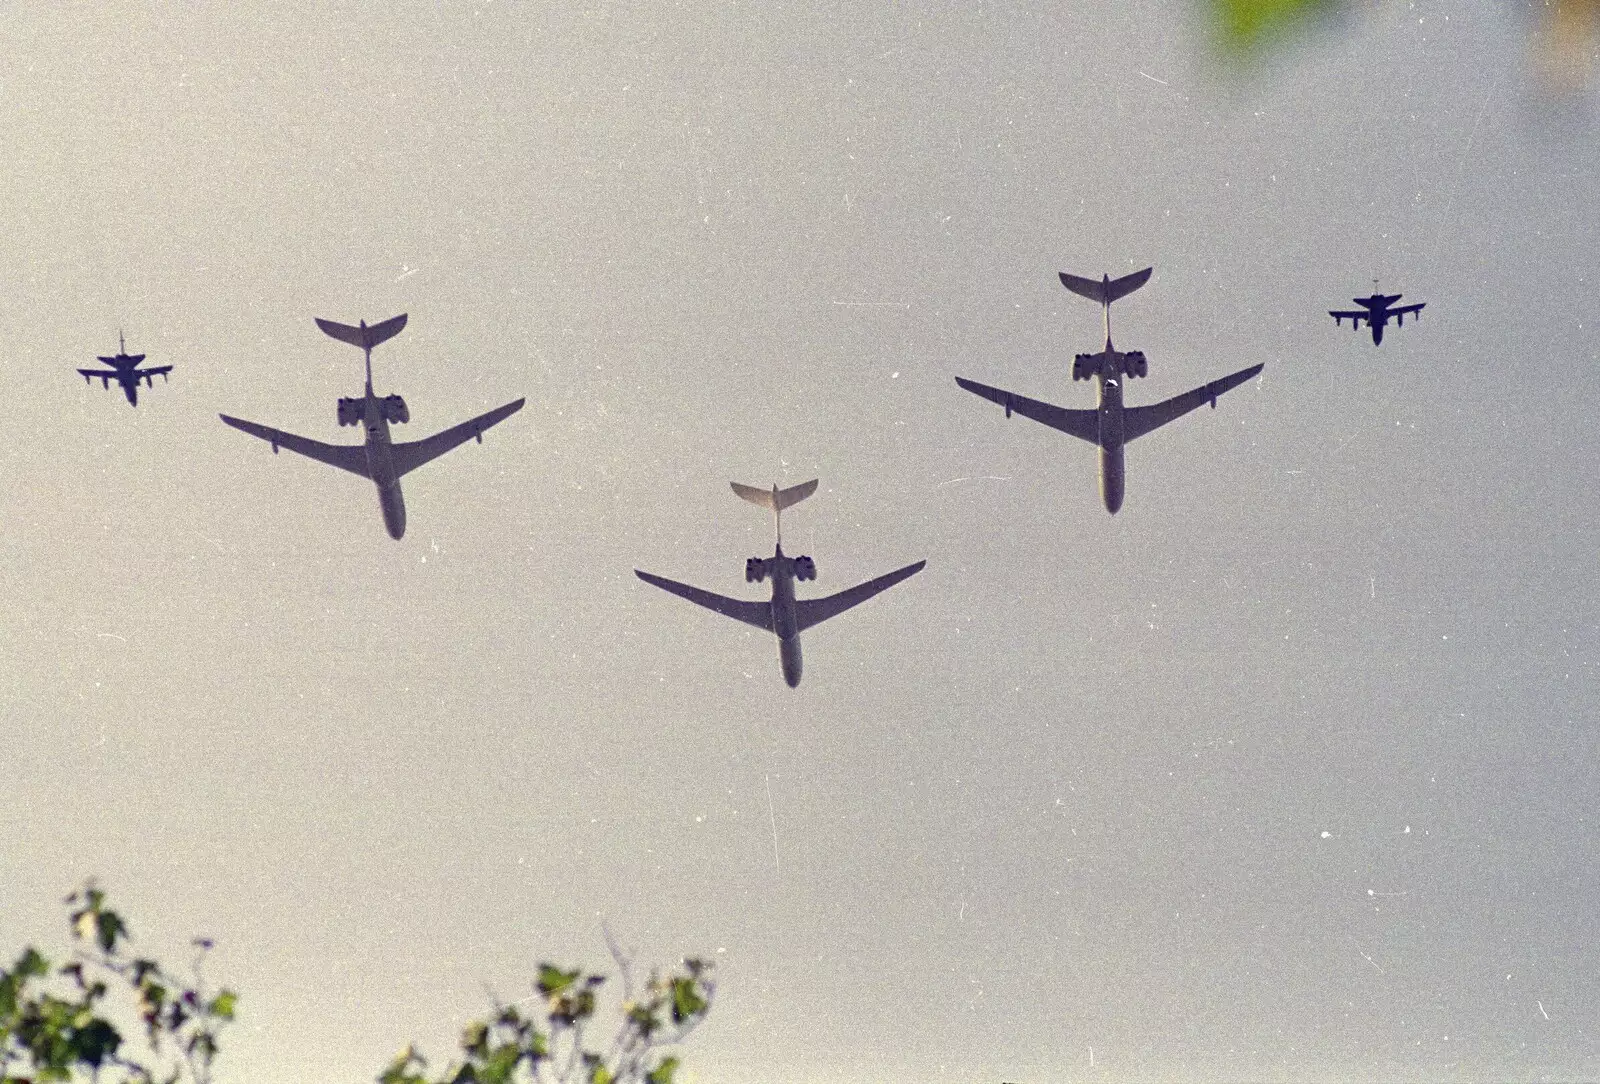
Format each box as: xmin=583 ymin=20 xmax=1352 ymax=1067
xmin=793 ymin=555 xmax=817 ymax=581
xmin=337 ymin=397 xmax=363 ymax=426
xmin=1072 ymin=353 xmax=1098 ymax=381
xmin=382 ymin=394 xmax=410 ymax=424
xmin=746 ymin=557 xmax=768 ymax=583
xmin=1123 ymin=350 xmax=1147 ymax=378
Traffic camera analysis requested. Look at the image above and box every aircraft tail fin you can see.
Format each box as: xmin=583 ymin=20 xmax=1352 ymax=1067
xmin=731 ymin=479 xmax=818 ymax=513
xmin=315 ymin=313 xmax=408 ymax=351
xmin=732 ymin=479 xmax=818 ymax=546
xmin=1058 ymin=267 xmax=1152 ymax=306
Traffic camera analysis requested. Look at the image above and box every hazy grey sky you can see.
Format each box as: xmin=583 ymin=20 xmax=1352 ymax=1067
xmin=4 ymin=3 xmax=1599 ymax=1082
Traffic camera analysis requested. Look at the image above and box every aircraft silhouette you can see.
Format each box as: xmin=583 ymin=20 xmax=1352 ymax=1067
xmin=78 ymin=332 xmax=171 ymax=407
xmin=634 ymin=480 xmax=925 ymax=687
xmin=956 ymin=268 xmax=1263 ymax=514
xmin=219 ymin=314 xmax=524 ymax=540
xmin=1329 ymin=291 xmax=1424 ymax=344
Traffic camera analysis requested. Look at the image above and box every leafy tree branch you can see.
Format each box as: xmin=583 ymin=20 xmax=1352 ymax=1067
xmin=1 ymin=882 xmax=235 ymax=1084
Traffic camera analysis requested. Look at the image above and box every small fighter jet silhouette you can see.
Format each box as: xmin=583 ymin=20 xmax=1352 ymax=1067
xmin=1329 ymin=291 xmax=1425 ymax=345
xmin=78 ymin=332 xmax=171 ymax=406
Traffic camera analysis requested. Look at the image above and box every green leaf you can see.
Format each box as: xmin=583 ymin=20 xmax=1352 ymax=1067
xmin=536 ymin=965 xmax=578 ymax=997
xmin=647 ymin=1056 xmax=680 ymax=1084
xmin=379 ymin=1045 xmax=428 ymax=1084
xmin=480 ymin=1042 xmax=522 ymax=1084
xmin=669 ymin=978 xmax=705 ymax=1024
xmin=139 ymin=981 xmax=169 ymax=1025
xmin=18 ymin=947 xmax=50 ymax=979
xmin=206 ymin=990 xmax=237 ymax=1021
xmin=71 ymin=1017 xmax=122 ymax=1067
xmin=1211 ymin=0 xmax=1339 ymax=54
xmin=94 ymin=910 xmax=127 ymax=954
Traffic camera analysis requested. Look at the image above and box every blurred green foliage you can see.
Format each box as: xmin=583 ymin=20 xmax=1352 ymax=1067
xmin=382 ymin=949 xmax=714 ymax=1084
xmin=1210 ymin=0 xmax=1600 ymax=92
xmin=1 ymin=883 xmax=236 ymax=1084
xmin=6 ymin=888 xmax=714 ymax=1084
xmin=1210 ymin=0 xmax=1342 ymax=55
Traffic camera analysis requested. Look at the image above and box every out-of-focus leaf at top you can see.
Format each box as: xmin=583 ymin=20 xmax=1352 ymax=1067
xmin=1209 ymin=0 xmax=1343 ymax=55
xmin=1211 ymin=0 xmax=1600 ymax=92
xmin=1533 ymin=0 xmax=1600 ymax=90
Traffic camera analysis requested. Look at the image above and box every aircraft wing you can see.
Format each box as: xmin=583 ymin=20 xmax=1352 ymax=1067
xmin=1393 ymin=303 xmax=1425 ymax=318
xmin=1122 ymin=363 xmax=1264 ymax=443
xmin=794 ymin=559 xmax=925 ymax=633
xmin=78 ymin=369 xmax=116 ymax=381
xmin=139 ymin=366 xmax=173 ymax=380
xmin=218 ymin=414 xmax=371 ymax=478
xmin=634 ymin=570 xmax=773 ymax=632
xmin=955 ymin=377 xmax=1098 ymax=445
xmin=390 ymin=398 xmax=525 ymax=478
xmin=1329 ymin=310 xmax=1371 ymax=326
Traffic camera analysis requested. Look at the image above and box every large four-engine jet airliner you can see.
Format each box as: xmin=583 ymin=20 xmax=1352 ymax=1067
xmin=634 ymin=480 xmax=925 ymax=687
xmin=219 ymin=314 xmax=524 ymax=540
xmin=78 ymin=332 xmax=171 ymax=407
xmin=1329 ymin=290 xmax=1424 ymax=345
xmin=955 ymin=267 xmax=1263 ymax=514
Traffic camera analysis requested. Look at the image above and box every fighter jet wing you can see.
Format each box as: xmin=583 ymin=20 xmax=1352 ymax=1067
xmin=1122 ymin=363 xmax=1263 ymax=443
xmin=634 ymin=570 xmax=773 ymax=632
xmin=390 ymin=398 xmax=525 ymax=478
xmin=218 ymin=414 xmax=371 ymax=478
xmin=955 ymin=377 xmax=1098 ymax=445
xmin=793 ymin=560 xmax=925 ymax=633
xmin=78 ymin=369 xmax=116 ymax=383
xmin=139 ymin=366 xmax=173 ymax=382
xmin=1329 ymin=310 xmax=1371 ymax=326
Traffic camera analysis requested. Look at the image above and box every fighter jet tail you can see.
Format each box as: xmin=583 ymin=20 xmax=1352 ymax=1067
xmin=731 ymin=479 xmax=818 ymax=546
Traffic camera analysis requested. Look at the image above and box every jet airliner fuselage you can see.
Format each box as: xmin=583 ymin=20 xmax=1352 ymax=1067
xmin=350 ymin=369 xmax=409 ymax=539
xmin=956 ymin=268 xmax=1263 ymax=514
xmin=634 ymin=480 xmax=925 ymax=687
xmin=220 ymin=314 xmax=524 ymax=540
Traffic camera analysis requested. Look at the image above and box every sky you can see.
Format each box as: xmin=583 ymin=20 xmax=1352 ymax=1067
xmin=3 ymin=2 xmax=1599 ymax=1082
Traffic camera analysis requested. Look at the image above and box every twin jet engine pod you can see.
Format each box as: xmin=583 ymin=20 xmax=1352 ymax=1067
xmin=1072 ymin=353 xmax=1098 ymax=381
xmin=1123 ymin=350 xmax=1148 ymax=378
xmin=793 ymin=555 xmax=817 ymax=581
xmin=339 ymin=395 xmax=411 ymax=425
xmin=745 ymin=557 xmax=768 ymax=583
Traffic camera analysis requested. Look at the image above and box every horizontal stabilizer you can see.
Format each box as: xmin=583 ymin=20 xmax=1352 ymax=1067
xmin=731 ymin=479 xmax=818 ymax=512
xmin=1059 ymin=267 xmax=1152 ymax=305
xmin=315 ymin=313 xmax=408 ymax=351
xmin=98 ymin=354 xmax=144 ymax=365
